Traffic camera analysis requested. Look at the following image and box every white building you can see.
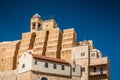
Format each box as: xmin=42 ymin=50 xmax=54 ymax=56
xmin=17 ymin=50 xmax=81 ymax=80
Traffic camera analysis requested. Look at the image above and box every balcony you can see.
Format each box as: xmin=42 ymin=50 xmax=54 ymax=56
xmin=90 ymin=57 xmax=108 ymax=66
xmin=90 ymin=70 xmax=107 ymax=76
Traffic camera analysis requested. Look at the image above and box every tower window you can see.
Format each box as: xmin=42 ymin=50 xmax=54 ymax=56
xmin=38 ymin=23 xmax=42 ymax=30
xmin=45 ymin=62 xmax=48 ymax=68
xmin=53 ymin=64 xmax=57 ymax=69
xmin=61 ymin=65 xmax=65 ymax=70
xmin=22 ymin=64 xmax=25 ymax=68
xmin=32 ymin=22 xmax=36 ymax=29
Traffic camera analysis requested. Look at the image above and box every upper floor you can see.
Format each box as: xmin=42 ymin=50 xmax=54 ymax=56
xmin=18 ymin=50 xmax=81 ymax=78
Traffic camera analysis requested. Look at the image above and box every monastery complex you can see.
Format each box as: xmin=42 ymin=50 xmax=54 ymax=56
xmin=0 ymin=13 xmax=110 ymax=80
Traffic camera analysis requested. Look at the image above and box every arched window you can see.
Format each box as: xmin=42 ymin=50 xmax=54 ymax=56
xmin=41 ymin=77 xmax=48 ymax=80
xmin=45 ymin=62 xmax=48 ymax=68
xmin=22 ymin=64 xmax=25 ymax=68
xmin=53 ymin=64 xmax=57 ymax=69
xmin=35 ymin=60 xmax=38 ymax=65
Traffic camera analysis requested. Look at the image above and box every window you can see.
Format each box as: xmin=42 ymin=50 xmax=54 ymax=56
xmin=22 ymin=64 xmax=25 ymax=68
xmin=97 ymin=53 xmax=99 ymax=58
xmin=100 ymin=68 xmax=103 ymax=74
xmin=32 ymin=22 xmax=36 ymax=29
xmin=45 ymin=62 xmax=48 ymax=68
xmin=93 ymin=67 xmax=96 ymax=72
xmin=81 ymin=53 xmax=85 ymax=56
xmin=53 ymin=64 xmax=57 ymax=69
xmin=35 ymin=60 xmax=38 ymax=65
xmin=61 ymin=65 xmax=65 ymax=70
xmin=38 ymin=23 xmax=42 ymax=30
xmin=81 ymin=67 xmax=85 ymax=72
xmin=73 ymin=68 xmax=75 ymax=72
xmin=41 ymin=77 xmax=48 ymax=80
xmin=91 ymin=53 xmax=95 ymax=57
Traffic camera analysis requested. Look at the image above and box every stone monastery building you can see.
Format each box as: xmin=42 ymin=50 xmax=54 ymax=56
xmin=0 ymin=13 xmax=110 ymax=80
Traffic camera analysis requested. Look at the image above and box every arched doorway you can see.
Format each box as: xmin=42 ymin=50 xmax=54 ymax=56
xmin=41 ymin=77 xmax=48 ymax=80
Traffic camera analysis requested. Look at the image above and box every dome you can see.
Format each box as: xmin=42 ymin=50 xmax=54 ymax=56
xmin=32 ymin=13 xmax=41 ymax=18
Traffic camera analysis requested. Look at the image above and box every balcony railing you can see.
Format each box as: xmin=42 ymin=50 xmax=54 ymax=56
xmin=90 ymin=70 xmax=107 ymax=76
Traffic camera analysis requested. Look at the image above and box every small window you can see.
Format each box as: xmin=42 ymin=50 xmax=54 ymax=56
xmin=73 ymin=68 xmax=75 ymax=72
xmin=91 ymin=53 xmax=95 ymax=57
xmin=61 ymin=65 xmax=65 ymax=70
xmin=45 ymin=62 xmax=48 ymax=68
xmin=93 ymin=67 xmax=96 ymax=72
xmin=81 ymin=67 xmax=85 ymax=72
xmin=35 ymin=60 xmax=38 ymax=65
xmin=97 ymin=53 xmax=99 ymax=58
xmin=38 ymin=23 xmax=42 ymax=31
xmin=53 ymin=64 xmax=57 ymax=69
xmin=81 ymin=53 xmax=85 ymax=56
xmin=22 ymin=64 xmax=25 ymax=68
xmin=32 ymin=22 xmax=36 ymax=29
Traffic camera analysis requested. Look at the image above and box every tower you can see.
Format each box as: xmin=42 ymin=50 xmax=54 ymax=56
xmin=31 ymin=13 xmax=43 ymax=32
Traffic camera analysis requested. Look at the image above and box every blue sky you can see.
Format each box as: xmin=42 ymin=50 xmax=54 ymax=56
xmin=0 ymin=0 xmax=119 ymax=79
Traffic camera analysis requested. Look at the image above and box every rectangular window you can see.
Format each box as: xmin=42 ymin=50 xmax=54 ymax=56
xmin=35 ymin=60 xmax=37 ymax=65
xmin=61 ymin=65 xmax=65 ymax=70
xmin=81 ymin=67 xmax=85 ymax=72
xmin=53 ymin=64 xmax=57 ymax=69
xmin=22 ymin=64 xmax=25 ymax=68
xmin=73 ymin=68 xmax=75 ymax=72
xmin=81 ymin=53 xmax=85 ymax=56
xmin=91 ymin=53 xmax=95 ymax=57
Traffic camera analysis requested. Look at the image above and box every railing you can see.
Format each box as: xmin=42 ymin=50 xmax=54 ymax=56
xmin=90 ymin=70 xmax=107 ymax=76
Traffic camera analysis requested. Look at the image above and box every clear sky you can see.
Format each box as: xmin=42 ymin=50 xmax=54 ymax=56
xmin=0 ymin=0 xmax=119 ymax=79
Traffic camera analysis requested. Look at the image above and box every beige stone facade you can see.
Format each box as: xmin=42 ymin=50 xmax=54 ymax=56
xmin=0 ymin=13 xmax=110 ymax=80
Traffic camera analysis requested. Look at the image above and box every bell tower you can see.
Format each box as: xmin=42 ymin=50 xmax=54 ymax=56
xmin=30 ymin=13 xmax=43 ymax=32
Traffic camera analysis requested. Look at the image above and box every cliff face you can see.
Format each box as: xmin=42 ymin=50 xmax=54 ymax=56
xmin=0 ymin=69 xmax=17 ymax=80
xmin=0 ymin=41 xmax=20 ymax=71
